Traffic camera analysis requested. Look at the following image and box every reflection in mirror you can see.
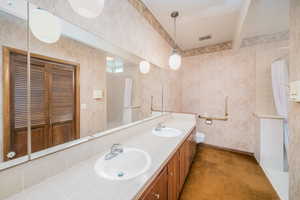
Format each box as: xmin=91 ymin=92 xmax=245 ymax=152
xmin=106 ymin=58 xmax=163 ymax=130
xmin=106 ymin=57 xmax=141 ymax=129
xmin=25 ymin=3 xmax=162 ymax=159
xmin=0 ymin=0 xmax=29 ymax=166
xmin=140 ymin=65 xmax=164 ymax=116
xmin=0 ymin=0 xmax=163 ymax=168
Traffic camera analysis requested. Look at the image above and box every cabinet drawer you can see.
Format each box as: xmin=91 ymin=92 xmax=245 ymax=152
xmin=140 ymin=168 xmax=168 ymax=200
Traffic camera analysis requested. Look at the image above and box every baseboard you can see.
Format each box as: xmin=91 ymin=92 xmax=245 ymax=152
xmin=199 ymin=143 xmax=254 ymax=157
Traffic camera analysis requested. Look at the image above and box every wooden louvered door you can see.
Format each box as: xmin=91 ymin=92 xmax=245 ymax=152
xmin=3 ymin=48 xmax=80 ymax=161
xmin=48 ymin=64 xmax=76 ymax=146
xmin=9 ymin=53 xmax=48 ymax=159
xmin=168 ymin=151 xmax=180 ymax=200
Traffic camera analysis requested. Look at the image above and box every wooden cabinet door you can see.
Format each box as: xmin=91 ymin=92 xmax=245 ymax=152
xmin=140 ymin=168 xmax=168 ymax=200
xmin=48 ymin=65 xmax=76 ymax=146
xmin=189 ymin=128 xmax=197 ymax=162
xmin=168 ymin=151 xmax=180 ymax=200
xmin=4 ymin=49 xmax=80 ymax=161
xmin=179 ymin=140 xmax=188 ymax=191
xmin=7 ymin=53 xmax=48 ymax=159
xmin=179 ymin=130 xmax=196 ymax=191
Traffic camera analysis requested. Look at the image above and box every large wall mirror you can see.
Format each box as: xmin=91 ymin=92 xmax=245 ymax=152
xmin=0 ymin=0 xmax=163 ymax=169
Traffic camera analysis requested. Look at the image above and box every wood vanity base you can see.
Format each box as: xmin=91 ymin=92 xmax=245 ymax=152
xmin=138 ymin=127 xmax=196 ymax=200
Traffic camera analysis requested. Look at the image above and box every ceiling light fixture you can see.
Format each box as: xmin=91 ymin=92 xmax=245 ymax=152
xmin=139 ymin=60 xmax=150 ymax=74
xmin=169 ymin=11 xmax=181 ymax=70
xmin=68 ymin=0 xmax=105 ymax=18
xmin=106 ymin=56 xmax=114 ymax=61
xmin=30 ymin=8 xmax=62 ymax=43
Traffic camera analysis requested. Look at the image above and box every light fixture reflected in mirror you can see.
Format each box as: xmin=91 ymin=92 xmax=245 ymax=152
xmin=30 ymin=8 xmax=62 ymax=43
xmin=169 ymin=50 xmax=181 ymax=70
xmin=106 ymin=56 xmax=114 ymax=61
xmin=169 ymin=11 xmax=182 ymax=70
xmin=68 ymin=0 xmax=105 ymax=18
xmin=139 ymin=60 xmax=150 ymax=74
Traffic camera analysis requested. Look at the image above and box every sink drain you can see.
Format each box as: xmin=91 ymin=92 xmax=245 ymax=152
xmin=117 ymin=172 xmax=125 ymax=177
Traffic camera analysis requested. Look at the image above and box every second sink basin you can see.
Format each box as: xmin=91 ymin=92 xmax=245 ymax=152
xmin=152 ymin=127 xmax=182 ymax=137
xmin=94 ymin=147 xmax=151 ymax=181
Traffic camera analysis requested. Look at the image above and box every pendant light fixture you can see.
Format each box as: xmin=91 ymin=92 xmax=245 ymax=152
xmin=139 ymin=60 xmax=150 ymax=74
xmin=68 ymin=0 xmax=105 ymax=18
xmin=30 ymin=8 xmax=62 ymax=43
xmin=169 ymin=11 xmax=181 ymax=70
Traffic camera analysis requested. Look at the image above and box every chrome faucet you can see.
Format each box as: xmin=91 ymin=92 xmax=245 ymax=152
xmin=155 ymin=123 xmax=166 ymax=131
xmin=105 ymin=144 xmax=123 ymax=160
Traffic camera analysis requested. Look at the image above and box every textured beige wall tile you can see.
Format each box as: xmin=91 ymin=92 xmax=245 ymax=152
xmin=29 ymin=31 xmax=108 ymax=137
xmin=28 ymin=0 xmax=172 ymax=68
xmin=182 ymin=48 xmax=256 ymax=152
xmin=23 ymin=157 xmax=53 ymax=189
xmin=181 ymin=40 xmax=288 ymax=153
xmin=0 ymin=165 xmax=24 ymax=199
xmin=255 ymin=40 xmax=289 ymax=115
xmin=139 ymin=66 xmax=182 ymax=115
xmin=289 ymin=0 xmax=300 ymax=199
xmin=0 ymin=12 xmax=107 ymax=161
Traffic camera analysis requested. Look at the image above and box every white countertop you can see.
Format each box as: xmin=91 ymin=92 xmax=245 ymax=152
xmin=5 ymin=114 xmax=196 ymax=200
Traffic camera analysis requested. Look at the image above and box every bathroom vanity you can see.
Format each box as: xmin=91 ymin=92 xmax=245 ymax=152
xmin=1 ymin=113 xmax=197 ymax=200
xmin=138 ymin=127 xmax=196 ymax=200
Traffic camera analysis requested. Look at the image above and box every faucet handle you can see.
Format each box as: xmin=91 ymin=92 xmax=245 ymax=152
xmin=158 ymin=123 xmax=166 ymax=128
xmin=111 ymin=143 xmax=122 ymax=151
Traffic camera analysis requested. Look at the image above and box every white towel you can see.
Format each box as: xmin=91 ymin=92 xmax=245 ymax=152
xmin=122 ymin=78 xmax=133 ymax=124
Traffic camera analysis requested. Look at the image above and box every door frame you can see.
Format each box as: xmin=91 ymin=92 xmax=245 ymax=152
xmin=2 ymin=46 xmax=80 ymax=161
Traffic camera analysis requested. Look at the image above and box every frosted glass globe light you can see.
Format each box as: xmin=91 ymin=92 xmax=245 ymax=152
xmin=30 ymin=9 xmax=62 ymax=43
xmin=68 ymin=0 xmax=105 ymax=18
xmin=169 ymin=51 xmax=182 ymax=70
xmin=139 ymin=61 xmax=150 ymax=74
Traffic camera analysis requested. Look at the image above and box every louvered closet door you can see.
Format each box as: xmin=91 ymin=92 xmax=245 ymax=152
xmin=10 ymin=53 xmax=48 ymax=158
xmin=48 ymin=64 xmax=76 ymax=146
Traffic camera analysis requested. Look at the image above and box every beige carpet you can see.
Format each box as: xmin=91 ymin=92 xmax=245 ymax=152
xmin=179 ymin=145 xmax=280 ymax=200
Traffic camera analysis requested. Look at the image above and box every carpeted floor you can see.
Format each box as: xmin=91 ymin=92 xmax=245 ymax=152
xmin=179 ymin=145 xmax=280 ymax=200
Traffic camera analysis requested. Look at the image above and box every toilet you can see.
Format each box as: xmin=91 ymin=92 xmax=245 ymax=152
xmin=196 ymin=132 xmax=205 ymax=144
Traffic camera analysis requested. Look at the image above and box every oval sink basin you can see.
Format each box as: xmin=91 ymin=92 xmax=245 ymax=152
xmin=152 ymin=127 xmax=182 ymax=137
xmin=94 ymin=148 xmax=151 ymax=181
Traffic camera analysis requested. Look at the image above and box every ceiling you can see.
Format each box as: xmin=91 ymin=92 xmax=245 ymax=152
xmin=241 ymin=0 xmax=289 ymax=38
xmin=141 ymin=0 xmax=289 ymax=51
xmin=141 ymin=0 xmax=243 ymax=50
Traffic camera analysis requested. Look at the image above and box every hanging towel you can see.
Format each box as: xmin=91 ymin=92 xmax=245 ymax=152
xmin=122 ymin=78 xmax=133 ymax=124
